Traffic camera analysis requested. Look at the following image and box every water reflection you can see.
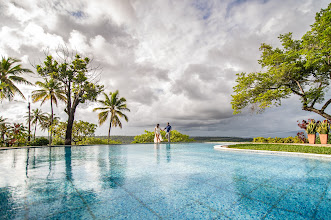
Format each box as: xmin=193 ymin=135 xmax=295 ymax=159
xmin=154 ymin=144 xmax=161 ymax=164
xmin=105 ymin=146 xmax=127 ymax=188
xmin=154 ymin=143 xmax=172 ymax=163
xmin=166 ymin=143 xmax=171 ymax=163
xmin=26 ymin=148 xmax=29 ymax=178
xmin=65 ymin=146 xmax=72 ymax=180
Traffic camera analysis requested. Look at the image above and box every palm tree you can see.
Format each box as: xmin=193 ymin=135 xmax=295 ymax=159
xmin=40 ymin=113 xmax=60 ymax=142
xmin=25 ymin=108 xmax=48 ymax=140
xmin=0 ymin=116 xmax=8 ymax=145
xmin=93 ymin=90 xmax=130 ymax=143
xmin=32 ymin=78 xmax=66 ymax=142
xmin=0 ymin=57 xmax=32 ymax=101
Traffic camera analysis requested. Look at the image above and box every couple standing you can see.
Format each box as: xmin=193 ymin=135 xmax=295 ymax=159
xmin=154 ymin=122 xmax=172 ymax=143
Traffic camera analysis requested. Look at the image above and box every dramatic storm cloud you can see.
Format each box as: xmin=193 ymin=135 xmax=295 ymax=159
xmin=0 ymin=0 xmax=330 ymax=137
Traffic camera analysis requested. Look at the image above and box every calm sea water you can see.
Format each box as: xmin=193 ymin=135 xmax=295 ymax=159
xmin=0 ymin=143 xmax=330 ymax=219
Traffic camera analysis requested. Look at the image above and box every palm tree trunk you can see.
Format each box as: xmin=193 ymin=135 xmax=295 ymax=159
xmin=34 ymin=121 xmax=37 ymax=140
xmin=108 ymin=120 xmax=111 ymax=144
xmin=50 ymin=96 xmax=53 ymax=144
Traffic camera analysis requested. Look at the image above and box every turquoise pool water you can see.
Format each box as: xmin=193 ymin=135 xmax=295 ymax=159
xmin=0 ymin=143 xmax=330 ymax=219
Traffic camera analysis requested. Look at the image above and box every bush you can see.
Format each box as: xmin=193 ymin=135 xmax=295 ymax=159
xmin=77 ymin=137 xmax=121 ymax=145
xmin=253 ymin=136 xmax=304 ymax=144
xmin=253 ymin=137 xmax=268 ymax=143
xmin=132 ymin=130 xmax=195 ymax=143
xmin=273 ymin=137 xmax=284 ymax=143
xmin=30 ymin=137 xmax=49 ymax=146
xmin=51 ymin=136 xmax=64 ymax=145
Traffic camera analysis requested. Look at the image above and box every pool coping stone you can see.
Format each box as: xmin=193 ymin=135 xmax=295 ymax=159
xmin=214 ymin=145 xmax=331 ymax=159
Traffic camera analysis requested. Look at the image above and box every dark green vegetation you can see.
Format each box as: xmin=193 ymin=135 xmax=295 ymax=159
xmin=232 ymin=3 xmax=331 ymax=120
xmin=103 ymin=136 xmax=135 ymax=144
xmin=132 ymin=130 xmax=195 ymax=143
xmin=29 ymin=137 xmax=49 ymax=146
xmin=229 ymin=144 xmax=331 ymax=155
xmin=253 ymin=136 xmax=304 ymax=144
xmin=50 ymin=137 xmax=121 ymax=145
xmin=193 ymin=136 xmax=252 ymax=142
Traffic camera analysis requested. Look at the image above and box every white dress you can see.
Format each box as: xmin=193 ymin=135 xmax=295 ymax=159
xmin=154 ymin=127 xmax=163 ymax=143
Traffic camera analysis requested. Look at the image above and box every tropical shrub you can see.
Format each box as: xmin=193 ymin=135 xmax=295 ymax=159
xmin=306 ymin=119 xmax=317 ymax=134
xmin=253 ymin=137 xmax=268 ymax=143
xmin=52 ymin=120 xmax=97 ymax=145
xmin=132 ymin=130 xmax=195 ymax=143
xmin=5 ymin=123 xmax=29 ymax=147
xmin=253 ymin=136 xmax=304 ymax=144
xmin=296 ymin=132 xmax=307 ymax=143
xmin=316 ymin=120 xmax=330 ymax=134
xmin=77 ymin=137 xmax=121 ymax=145
xmin=30 ymin=137 xmax=49 ymax=146
xmin=51 ymin=136 xmax=64 ymax=145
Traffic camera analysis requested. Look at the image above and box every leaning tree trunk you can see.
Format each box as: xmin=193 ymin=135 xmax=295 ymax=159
xmin=65 ymin=115 xmax=74 ymax=145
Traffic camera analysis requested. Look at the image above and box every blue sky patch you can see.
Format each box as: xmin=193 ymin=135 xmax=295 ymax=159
xmin=192 ymin=0 xmax=212 ymax=20
xmin=70 ymin=11 xmax=84 ymax=19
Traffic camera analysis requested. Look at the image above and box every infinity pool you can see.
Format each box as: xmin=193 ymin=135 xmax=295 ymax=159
xmin=0 ymin=143 xmax=330 ymax=219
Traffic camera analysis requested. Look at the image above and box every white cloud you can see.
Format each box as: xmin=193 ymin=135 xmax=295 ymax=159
xmin=0 ymin=0 xmax=330 ymax=138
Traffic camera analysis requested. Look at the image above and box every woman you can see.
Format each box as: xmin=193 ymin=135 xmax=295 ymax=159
xmin=154 ymin=124 xmax=163 ymax=143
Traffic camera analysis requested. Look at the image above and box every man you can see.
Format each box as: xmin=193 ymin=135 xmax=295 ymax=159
xmin=164 ymin=122 xmax=172 ymax=142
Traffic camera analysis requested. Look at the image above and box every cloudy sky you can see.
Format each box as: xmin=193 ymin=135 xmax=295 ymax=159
xmin=0 ymin=0 xmax=330 ymax=138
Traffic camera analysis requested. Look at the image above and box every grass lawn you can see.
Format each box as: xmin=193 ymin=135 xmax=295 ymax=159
xmin=228 ymin=144 xmax=331 ymax=155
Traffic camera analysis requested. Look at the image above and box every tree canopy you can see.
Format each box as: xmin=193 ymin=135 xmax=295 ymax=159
xmin=231 ymin=3 xmax=331 ymax=120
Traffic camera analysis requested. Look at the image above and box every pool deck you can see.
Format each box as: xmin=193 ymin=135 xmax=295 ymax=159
xmin=208 ymin=142 xmax=331 ymax=147
xmin=214 ymin=143 xmax=331 ymax=159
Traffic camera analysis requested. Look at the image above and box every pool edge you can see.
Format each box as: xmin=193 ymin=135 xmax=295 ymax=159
xmin=214 ymin=145 xmax=331 ymax=159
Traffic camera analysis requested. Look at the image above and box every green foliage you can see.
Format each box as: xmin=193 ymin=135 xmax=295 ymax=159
xmin=30 ymin=137 xmax=49 ymax=146
xmin=36 ymin=54 xmax=104 ymax=105
xmin=77 ymin=137 xmax=121 ymax=145
xmin=232 ymin=4 xmax=331 ymax=120
xmin=132 ymin=130 xmax=195 ymax=143
xmin=229 ymin=144 xmax=331 ymax=155
xmin=51 ymin=136 xmax=64 ymax=145
xmin=3 ymin=123 xmax=29 ymax=147
xmin=253 ymin=136 xmax=304 ymax=144
xmin=0 ymin=116 xmax=8 ymax=146
xmin=52 ymin=120 xmax=97 ymax=145
xmin=306 ymin=120 xmax=317 ymax=134
xmin=0 ymin=57 xmax=32 ymax=101
xmin=316 ymin=120 xmax=330 ymax=134
xmin=72 ymin=120 xmax=97 ymax=144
